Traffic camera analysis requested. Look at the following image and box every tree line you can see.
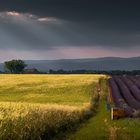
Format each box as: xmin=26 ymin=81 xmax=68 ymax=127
xmin=49 ymin=69 xmax=140 ymax=75
xmin=1 ymin=59 xmax=140 ymax=75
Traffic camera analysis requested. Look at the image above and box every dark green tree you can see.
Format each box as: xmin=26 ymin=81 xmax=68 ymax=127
xmin=4 ymin=60 xmax=27 ymax=74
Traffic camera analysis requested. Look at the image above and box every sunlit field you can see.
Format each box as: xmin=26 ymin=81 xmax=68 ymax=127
xmin=0 ymin=74 xmax=103 ymax=106
xmin=0 ymin=74 xmax=104 ymax=140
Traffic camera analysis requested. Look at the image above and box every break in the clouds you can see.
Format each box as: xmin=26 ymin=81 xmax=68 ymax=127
xmin=0 ymin=11 xmax=57 ymax=23
xmin=0 ymin=0 xmax=140 ymax=61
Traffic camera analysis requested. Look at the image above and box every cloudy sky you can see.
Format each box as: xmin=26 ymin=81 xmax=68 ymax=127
xmin=0 ymin=0 xmax=140 ymax=62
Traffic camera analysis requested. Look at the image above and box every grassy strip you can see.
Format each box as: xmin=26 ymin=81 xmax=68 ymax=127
xmin=67 ymin=78 xmax=108 ymax=140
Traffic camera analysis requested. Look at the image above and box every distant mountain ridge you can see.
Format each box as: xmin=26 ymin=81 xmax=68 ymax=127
xmin=0 ymin=57 xmax=140 ymax=72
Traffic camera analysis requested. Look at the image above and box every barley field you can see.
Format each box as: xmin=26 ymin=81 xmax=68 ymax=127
xmin=0 ymin=74 xmax=104 ymax=140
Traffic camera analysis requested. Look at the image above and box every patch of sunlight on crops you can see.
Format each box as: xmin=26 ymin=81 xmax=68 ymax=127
xmin=0 ymin=102 xmax=89 ymax=140
xmin=0 ymin=102 xmax=87 ymax=119
xmin=0 ymin=74 xmax=105 ymax=106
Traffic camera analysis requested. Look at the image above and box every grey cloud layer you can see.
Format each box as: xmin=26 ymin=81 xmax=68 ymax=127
xmin=0 ymin=11 xmax=140 ymax=51
xmin=0 ymin=0 xmax=140 ymax=51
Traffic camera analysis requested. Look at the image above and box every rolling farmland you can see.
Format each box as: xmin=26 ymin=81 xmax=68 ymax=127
xmin=1 ymin=74 xmax=140 ymax=140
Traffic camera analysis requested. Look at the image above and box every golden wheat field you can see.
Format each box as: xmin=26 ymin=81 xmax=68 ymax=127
xmin=0 ymin=74 xmax=105 ymax=140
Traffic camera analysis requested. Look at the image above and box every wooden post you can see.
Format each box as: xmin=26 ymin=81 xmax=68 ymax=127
xmin=111 ymin=107 xmax=125 ymax=120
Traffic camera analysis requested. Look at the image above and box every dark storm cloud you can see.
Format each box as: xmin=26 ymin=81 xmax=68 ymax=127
xmin=0 ymin=14 xmax=140 ymax=51
xmin=0 ymin=0 xmax=140 ymax=50
xmin=0 ymin=0 xmax=140 ymax=22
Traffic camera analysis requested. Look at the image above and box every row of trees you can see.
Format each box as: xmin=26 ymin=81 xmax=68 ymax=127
xmin=49 ymin=69 xmax=140 ymax=75
xmin=2 ymin=59 xmax=140 ymax=75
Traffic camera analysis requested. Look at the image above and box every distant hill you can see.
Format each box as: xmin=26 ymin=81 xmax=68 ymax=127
xmin=0 ymin=64 xmax=3 ymax=72
xmin=0 ymin=57 xmax=140 ymax=72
